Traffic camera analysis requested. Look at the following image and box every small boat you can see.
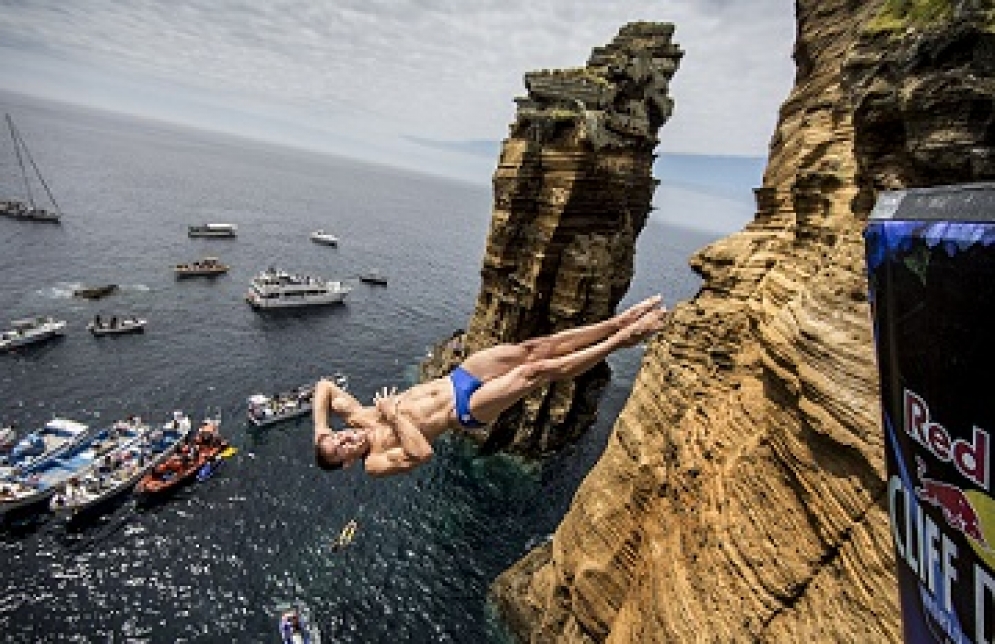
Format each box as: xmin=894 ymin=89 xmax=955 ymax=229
xmin=87 ymin=315 xmax=147 ymax=336
xmin=309 ymin=230 xmax=338 ymax=246
xmin=0 ymin=317 xmax=67 ymax=352
xmin=0 ymin=426 xmax=16 ymax=452
xmin=2 ymin=201 xmax=61 ymax=222
xmin=331 ymin=519 xmax=358 ymax=552
xmin=358 ymin=269 xmax=387 ymax=286
xmin=175 ymin=256 xmax=230 ymax=278
xmin=50 ymin=413 xmax=191 ymax=517
xmin=247 ymin=385 xmax=314 ymax=428
xmin=277 ymin=602 xmax=321 ymax=644
xmin=188 ymin=223 xmax=237 ymax=238
xmin=0 ymin=418 xmax=89 ymax=477
xmin=73 ymin=284 xmax=119 ymax=300
xmin=195 ymin=455 xmax=224 ymax=482
xmin=134 ymin=417 xmax=229 ymax=501
xmin=0 ymin=417 xmax=146 ymax=516
xmin=2 ymin=114 xmax=63 ymax=223
xmin=245 ymin=268 xmax=351 ymax=310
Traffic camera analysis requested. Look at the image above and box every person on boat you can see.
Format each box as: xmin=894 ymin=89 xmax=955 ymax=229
xmin=279 ymin=610 xmax=309 ymax=644
xmin=94 ymin=314 xmax=102 ymax=329
xmin=313 ymin=295 xmax=668 ymax=477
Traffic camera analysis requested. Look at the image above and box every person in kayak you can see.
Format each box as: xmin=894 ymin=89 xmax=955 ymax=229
xmin=313 ymin=295 xmax=668 ymax=477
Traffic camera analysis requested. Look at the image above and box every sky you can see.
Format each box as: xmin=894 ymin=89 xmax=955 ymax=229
xmin=0 ymin=1 xmax=796 ymax=187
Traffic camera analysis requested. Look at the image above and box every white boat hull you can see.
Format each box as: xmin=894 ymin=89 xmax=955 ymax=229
xmin=246 ymin=291 xmax=349 ymax=309
xmin=246 ymin=268 xmax=351 ymax=310
xmin=0 ymin=319 xmax=67 ymax=351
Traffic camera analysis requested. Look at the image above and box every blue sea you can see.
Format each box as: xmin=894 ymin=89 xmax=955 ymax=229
xmin=0 ymin=90 xmax=748 ymax=643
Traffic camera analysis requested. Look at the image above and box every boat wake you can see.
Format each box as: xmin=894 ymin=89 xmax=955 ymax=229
xmin=36 ymin=283 xmax=83 ymax=299
xmin=118 ymin=284 xmax=151 ymax=294
xmin=35 ymin=282 xmax=151 ymax=298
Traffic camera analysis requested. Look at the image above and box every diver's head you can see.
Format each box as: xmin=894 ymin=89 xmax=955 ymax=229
xmin=314 ymin=429 xmax=369 ymax=471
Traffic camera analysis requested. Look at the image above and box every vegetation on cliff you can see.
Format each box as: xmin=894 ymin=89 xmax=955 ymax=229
xmin=869 ymin=0 xmax=994 ymax=32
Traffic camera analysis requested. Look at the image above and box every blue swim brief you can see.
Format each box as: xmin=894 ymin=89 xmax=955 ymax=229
xmin=450 ymin=366 xmax=486 ymax=429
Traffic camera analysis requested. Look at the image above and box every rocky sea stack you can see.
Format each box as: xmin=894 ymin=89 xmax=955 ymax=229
xmin=421 ymin=22 xmax=684 ymax=456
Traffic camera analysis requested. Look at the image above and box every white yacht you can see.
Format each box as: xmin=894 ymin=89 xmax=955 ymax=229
xmin=0 ymin=317 xmax=67 ymax=351
xmin=245 ymin=268 xmax=351 ymax=310
xmin=188 ymin=223 xmax=237 ymax=238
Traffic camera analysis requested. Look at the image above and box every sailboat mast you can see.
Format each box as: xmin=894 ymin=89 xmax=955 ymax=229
xmin=6 ymin=113 xmax=35 ymax=208
xmin=8 ymin=117 xmax=61 ymax=217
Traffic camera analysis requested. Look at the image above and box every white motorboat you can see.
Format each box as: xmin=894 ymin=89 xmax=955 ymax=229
xmin=188 ymin=223 xmax=237 ymax=238
xmin=247 ymin=385 xmax=315 ymax=428
xmin=0 ymin=317 xmax=66 ymax=351
xmin=245 ymin=267 xmax=351 ymax=310
xmin=309 ymin=230 xmax=339 ymax=246
xmin=87 ymin=316 xmax=147 ymax=336
xmin=175 ymin=256 xmax=229 ymax=277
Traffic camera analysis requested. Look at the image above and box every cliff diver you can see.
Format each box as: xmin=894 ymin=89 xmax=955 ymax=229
xmin=313 ymin=295 xmax=668 ymax=477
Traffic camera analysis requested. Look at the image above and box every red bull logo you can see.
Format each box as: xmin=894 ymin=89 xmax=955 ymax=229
xmin=905 ymin=389 xmax=990 ymax=490
xmin=916 ymin=456 xmax=987 ymax=547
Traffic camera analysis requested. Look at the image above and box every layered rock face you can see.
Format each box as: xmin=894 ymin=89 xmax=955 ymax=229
xmin=420 ymin=23 xmax=682 ymax=454
xmin=491 ymin=2 xmax=995 ymax=642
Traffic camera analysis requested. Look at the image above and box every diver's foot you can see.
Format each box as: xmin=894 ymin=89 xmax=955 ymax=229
xmin=618 ymin=308 xmax=667 ymax=347
xmin=615 ymin=295 xmax=664 ymax=330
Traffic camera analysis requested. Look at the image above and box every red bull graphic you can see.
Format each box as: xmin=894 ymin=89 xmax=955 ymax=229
xmin=916 ymin=456 xmax=987 ymax=547
xmin=867 ymin=184 xmax=995 ymax=644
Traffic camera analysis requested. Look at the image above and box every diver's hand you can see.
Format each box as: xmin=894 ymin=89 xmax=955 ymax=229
xmin=373 ymin=386 xmax=399 ymax=418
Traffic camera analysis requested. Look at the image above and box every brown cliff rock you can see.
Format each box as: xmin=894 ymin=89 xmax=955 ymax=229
xmin=420 ymin=22 xmax=683 ymax=455
xmin=491 ymin=3 xmax=995 ymax=642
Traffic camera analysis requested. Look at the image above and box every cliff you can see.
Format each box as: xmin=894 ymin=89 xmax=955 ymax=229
xmin=420 ymin=22 xmax=683 ymax=454
xmin=490 ymin=2 xmax=995 ymax=642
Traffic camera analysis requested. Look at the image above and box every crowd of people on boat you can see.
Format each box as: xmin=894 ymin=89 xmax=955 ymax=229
xmin=143 ymin=420 xmax=226 ymax=484
xmin=0 ymin=478 xmax=36 ymax=499
xmin=50 ymin=440 xmax=149 ymax=508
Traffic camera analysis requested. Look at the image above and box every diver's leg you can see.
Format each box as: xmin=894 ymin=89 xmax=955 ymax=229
xmin=466 ymin=308 xmax=667 ymax=423
xmin=458 ymin=295 xmax=665 ymax=382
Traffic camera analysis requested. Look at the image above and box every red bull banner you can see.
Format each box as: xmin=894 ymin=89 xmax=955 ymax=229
xmin=866 ymin=183 xmax=995 ymax=644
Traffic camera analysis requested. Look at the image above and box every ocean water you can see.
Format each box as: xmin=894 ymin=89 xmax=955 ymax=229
xmin=0 ymin=91 xmax=734 ymax=643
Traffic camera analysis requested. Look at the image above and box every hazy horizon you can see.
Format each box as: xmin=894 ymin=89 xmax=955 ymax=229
xmin=0 ymin=1 xmax=794 ymax=187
